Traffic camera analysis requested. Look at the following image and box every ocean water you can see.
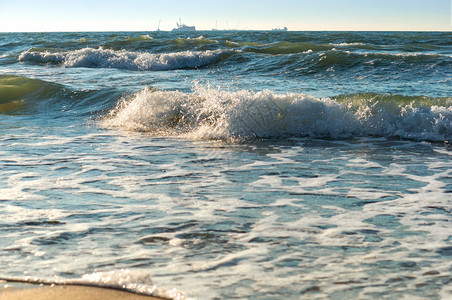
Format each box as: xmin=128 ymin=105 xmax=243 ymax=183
xmin=0 ymin=31 xmax=451 ymax=299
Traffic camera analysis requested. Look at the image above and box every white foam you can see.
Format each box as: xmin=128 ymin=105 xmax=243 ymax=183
xmin=174 ymin=36 xmax=218 ymax=44
xmin=19 ymin=48 xmax=231 ymax=71
xmin=329 ymin=42 xmax=366 ymax=46
xmin=77 ymin=270 xmax=186 ymax=299
xmin=0 ymin=204 xmax=68 ymax=224
xmin=102 ymin=84 xmax=452 ymax=142
xmin=358 ymin=50 xmax=443 ymax=58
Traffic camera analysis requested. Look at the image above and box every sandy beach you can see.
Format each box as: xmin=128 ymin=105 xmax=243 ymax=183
xmin=0 ymin=284 xmax=164 ymax=300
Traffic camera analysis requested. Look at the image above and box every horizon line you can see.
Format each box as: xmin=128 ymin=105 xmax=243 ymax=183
xmin=1 ymin=29 xmax=451 ymax=33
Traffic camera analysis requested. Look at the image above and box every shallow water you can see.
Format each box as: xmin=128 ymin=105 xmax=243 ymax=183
xmin=0 ymin=31 xmax=451 ymax=299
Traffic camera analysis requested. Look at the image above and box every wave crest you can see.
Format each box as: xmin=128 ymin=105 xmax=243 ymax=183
xmin=101 ymin=85 xmax=452 ymax=142
xmin=19 ymin=47 xmax=231 ymax=71
xmin=0 ymin=75 xmax=64 ymax=113
xmin=173 ymin=36 xmax=218 ymax=45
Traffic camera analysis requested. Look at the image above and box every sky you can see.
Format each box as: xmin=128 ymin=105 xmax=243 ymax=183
xmin=0 ymin=0 xmax=450 ymax=32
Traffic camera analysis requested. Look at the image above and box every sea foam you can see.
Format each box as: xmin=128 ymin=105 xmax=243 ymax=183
xmin=102 ymin=85 xmax=452 ymax=142
xmin=18 ymin=48 xmax=231 ymax=71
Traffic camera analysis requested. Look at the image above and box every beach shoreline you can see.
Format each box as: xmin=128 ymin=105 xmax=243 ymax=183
xmin=0 ymin=282 xmax=165 ymax=300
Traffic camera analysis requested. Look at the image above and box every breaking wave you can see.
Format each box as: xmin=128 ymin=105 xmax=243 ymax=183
xmin=173 ymin=36 xmax=218 ymax=45
xmin=101 ymin=84 xmax=452 ymax=142
xmin=18 ymin=47 xmax=232 ymax=71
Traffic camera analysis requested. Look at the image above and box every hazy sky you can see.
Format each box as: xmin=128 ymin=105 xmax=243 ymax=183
xmin=0 ymin=0 xmax=450 ymax=32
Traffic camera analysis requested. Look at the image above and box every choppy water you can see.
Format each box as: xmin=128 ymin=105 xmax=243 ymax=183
xmin=0 ymin=31 xmax=451 ymax=299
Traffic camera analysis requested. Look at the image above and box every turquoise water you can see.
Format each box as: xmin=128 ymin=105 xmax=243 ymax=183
xmin=0 ymin=31 xmax=451 ymax=299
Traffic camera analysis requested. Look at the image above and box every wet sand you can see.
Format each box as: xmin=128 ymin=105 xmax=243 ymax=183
xmin=0 ymin=284 xmax=164 ymax=300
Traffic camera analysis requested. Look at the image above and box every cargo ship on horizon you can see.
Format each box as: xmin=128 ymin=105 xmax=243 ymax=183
xmin=172 ymin=18 xmax=196 ymax=32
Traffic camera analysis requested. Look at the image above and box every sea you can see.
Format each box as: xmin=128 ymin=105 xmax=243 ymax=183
xmin=0 ymin=31 xmax=451 ymax=299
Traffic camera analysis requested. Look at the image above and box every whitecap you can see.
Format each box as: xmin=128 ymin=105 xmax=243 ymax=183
xmin=101 ymin=84 xmax=452 ymax=142
xmin=19 ymin=48 xmax=232 ymax=71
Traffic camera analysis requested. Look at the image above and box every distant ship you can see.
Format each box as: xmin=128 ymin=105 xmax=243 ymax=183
xmin=272 ymin=27 xmax=288 ymax=31
xmin=172 ymin=19 xmax=196 ymax=32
